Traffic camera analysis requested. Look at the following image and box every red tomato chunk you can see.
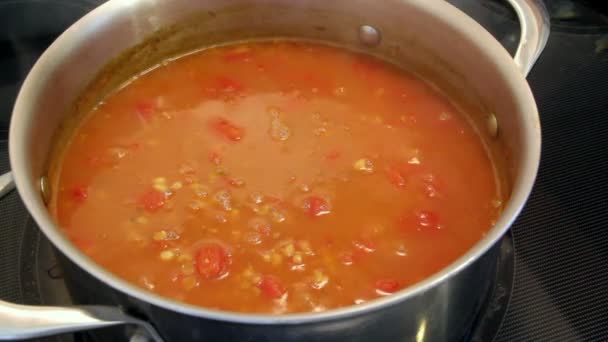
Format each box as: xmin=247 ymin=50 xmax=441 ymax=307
xmin=195 ymin=243 xmax=230 ymax=279
xmin=215 ymin=76 xmax=245 ymax=93
xmin=134 ymin=101 xmax=155 ymax=122
xmin=303 ymin=196 xmax=331 ymax=217
xmin=138 ymin=189 xmax=166 ymax=212
xmin=375 ymin=279 xmax=400 ymax=294
xmin=70 ymin=186 xmax=88 ymax=203
xmin=210 ymin=118 xmax=244 ymax=142
xmin=258 ymin=275 xmax=286 ymax=299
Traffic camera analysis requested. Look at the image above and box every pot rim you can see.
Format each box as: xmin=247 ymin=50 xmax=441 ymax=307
xmin=9 ymin=0 xmax=541 ymax=325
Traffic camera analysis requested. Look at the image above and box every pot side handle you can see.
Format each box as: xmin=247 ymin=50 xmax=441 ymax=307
xmin=0 ymin=172 xmax=15 ymax=199
xmin=506 ymin=0 xmax=550 ymax=76
xmin=0 ymin=299 xmax=164 ymax=342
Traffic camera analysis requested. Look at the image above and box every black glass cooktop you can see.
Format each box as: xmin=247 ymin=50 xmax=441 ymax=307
xmin=1 ymin=0 xmax=607 ymax=341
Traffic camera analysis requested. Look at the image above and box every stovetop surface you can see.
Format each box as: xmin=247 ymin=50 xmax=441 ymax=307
xmin=1 ymin=0 xmax=607 ymax=341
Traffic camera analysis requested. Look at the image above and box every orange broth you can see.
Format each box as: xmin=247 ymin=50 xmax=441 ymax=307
xmin=50 ymin=41 xmax=502 ymax=313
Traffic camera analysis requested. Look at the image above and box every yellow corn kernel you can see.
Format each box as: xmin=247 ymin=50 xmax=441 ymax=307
xmin=353 ymin=158 xmax=374 ymax=174
xmin=271 ymin=253 xmax=283 ymax=266
xmin=170 ymin=181 xmax=183 ymax=191
xmin=293 ymin=253 xmax=303 ymax=264
xmin=257 ymin=204 xmax=271 ymax=215
xmin=298 ymin=240 xmax=313 ymax=254
xmin=283 ymin=244 xmax=295 ymax=257
xmin=153 ymin=184 xmax=168 ymax=192
xmin=159 ymin=250 xmax=175 ymax=261
xmin=181 ymin=276 xmax=198 ymax=290
xmin=135 ymin=216 xmax=148 ymax=225
xmin=298 ymin=184 xmax=311 ymax=192
xmin=153 ymin=230 xmax=168 ymax=241
xmin=180 ymin=263 xmax=195 ymax=276
xmin=270 ymin=208 xmax=286 ymax=223
xmin=313 ymin=270 xmax=329 ymax=289
xmin=153 ymin=177 xmax=167 ymax=185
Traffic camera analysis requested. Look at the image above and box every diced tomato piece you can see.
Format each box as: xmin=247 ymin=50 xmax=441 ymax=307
xmin=303 ymin=196 xmax=330 ymax=217
xmin=416 ymin=210 xmax=440 ymax=229
xmin=137 ymin=189 xmax=166 ymax=212
xmin=208 ymin=151 xmax=222 ymax=165
xmin=223 ymin=49 xmax=252 ymax=63
xmin=325 ymin=150 xmax=341 ymax=161
xmin=385 ymin=165 xmax=406 ymax=188
xmin=405 ymin=114 xmax=418 ymax=125
xmin=195 ymin=243 xmax=230 ymax=279
xmin=399 ymin=210 xmax=441 ymax=234
xmin=258 ymin=275 xmax=286 ymax=299
xmin=340 ymin=251 xmax=354 ymax=265
xmin=210 ymin=118 xmax=244 ymax=142
xmin=421 ymin=174 xmax=442 ymax=198
xmin=215 ymin=76 xmax=245 ymax=93
xmin=135 ymin=101 xmax=155 ymax=122
xmin=71 ymin=186 xmax=88 ymax=203
xmin=385 ymin=160 xmax=422 ymax=189
xmin=253 ymin=221 xmax=272 ymax=236
xmin=265 ymin=196 xmax=283 ymax=204
xmin=375 ymin=279 xmax=400 ymax=293
xmin=353 ymin=237 xmax=376 ymax=253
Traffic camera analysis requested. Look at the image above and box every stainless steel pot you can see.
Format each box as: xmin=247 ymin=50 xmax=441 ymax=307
xmin=0 ymin=0 xmax=548 ymax=341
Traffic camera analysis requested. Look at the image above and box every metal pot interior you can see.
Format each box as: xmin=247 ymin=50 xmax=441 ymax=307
xmin=10 ymin=0 xmax=540 ymax=322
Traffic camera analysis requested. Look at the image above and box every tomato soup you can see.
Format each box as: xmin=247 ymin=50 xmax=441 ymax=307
xmin=50 ymin=41 xmax=502 ymax=313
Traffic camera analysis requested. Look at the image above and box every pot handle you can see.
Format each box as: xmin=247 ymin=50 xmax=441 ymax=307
xmin=0 ymin=299 xmax=164 ymax=341
xmin=506 ymin=0 xmax=550 ymax=76
xmin=0 ymin=172 xmax=15 ymax=199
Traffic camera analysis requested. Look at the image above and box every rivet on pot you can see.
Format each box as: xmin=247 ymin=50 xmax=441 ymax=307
xmin=487 ymin=113 xmax=499 ymax=138
xmin=40 ymin=176 xmax=51 ymax=204
xmin=358 ymin=25 xmax=381 ymax=47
